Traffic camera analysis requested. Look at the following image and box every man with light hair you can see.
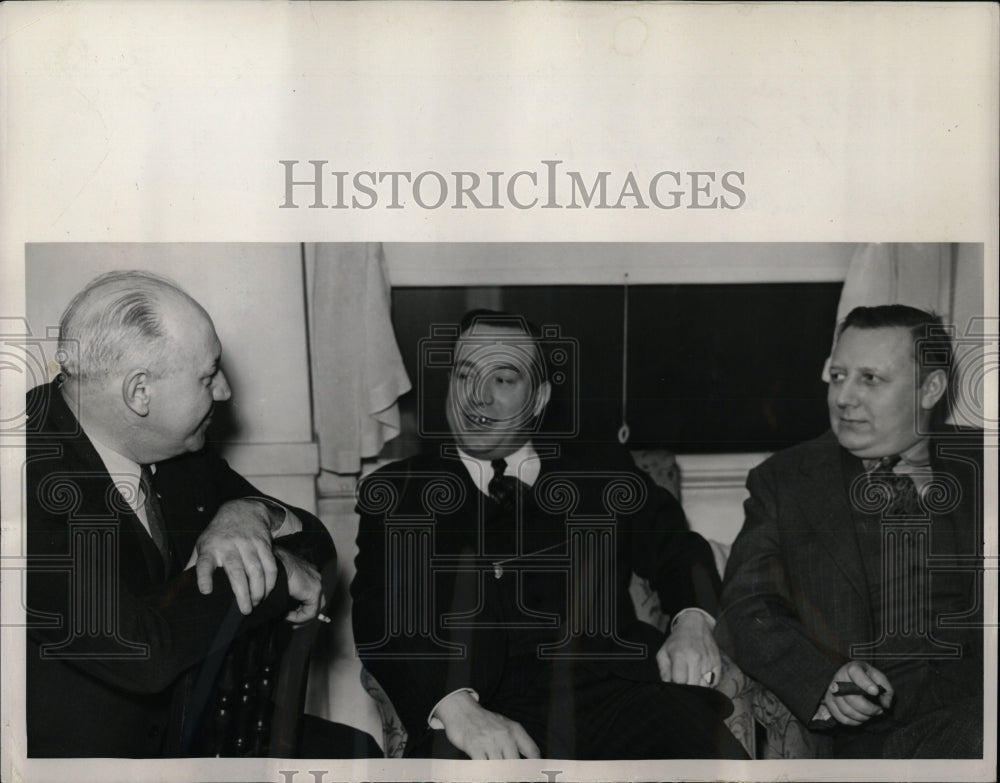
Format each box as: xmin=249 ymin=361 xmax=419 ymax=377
xmin=26 ymin=270 xmax=334 ymax=757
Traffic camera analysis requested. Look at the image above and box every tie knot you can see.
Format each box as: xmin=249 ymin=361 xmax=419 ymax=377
xmin=138 ymin=463 xmax=170 ymax=570
xmin=488 ymin=459 xmax=518 ymax=511
xmin=874 ymin=455 xmax=901 ymax=472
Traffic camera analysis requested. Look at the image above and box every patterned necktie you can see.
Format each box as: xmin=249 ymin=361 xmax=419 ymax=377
xmin=140 ymin=464 xmax=172 ymax=570
xmin=873 ymin=455 xmax=922 ymax=516
xmin=488 ymin=458 xmax=520 ymax=512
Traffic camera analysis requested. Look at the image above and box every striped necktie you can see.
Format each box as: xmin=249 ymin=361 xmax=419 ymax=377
xmin=140 ymin=464 xmax=172 ymax=571
xmin=873 ymin=455 xmax=922 ymax=516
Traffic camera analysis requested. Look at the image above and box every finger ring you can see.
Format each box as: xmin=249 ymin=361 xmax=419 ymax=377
xmin=702 ymin=670 xmax=717 ymax=686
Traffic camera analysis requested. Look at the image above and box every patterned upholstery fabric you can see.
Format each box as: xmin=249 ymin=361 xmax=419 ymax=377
xmin=629 ymin=449 xmax=682 ymax=501
xmin=360 ymin=667 xmax=408 ymax=758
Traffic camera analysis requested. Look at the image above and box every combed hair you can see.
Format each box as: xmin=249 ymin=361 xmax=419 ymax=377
xmin=58 ymin=270 xmax=194 ymax=380
xmin=456 ymin=308 xmax=548 ymax=382
xmin=837 ymin=304 xmax=953 ymax=382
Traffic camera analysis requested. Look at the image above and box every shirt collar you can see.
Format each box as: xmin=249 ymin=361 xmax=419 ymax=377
xmin=898 ymin=438 xmax=931 ymax=468
xmin=456 ymin=441 xmax=541 ymax=495
xmin=861 ymin=438 xmax=931 ymax=473
xmin=84 ymin=426 xmax=146 ymax=513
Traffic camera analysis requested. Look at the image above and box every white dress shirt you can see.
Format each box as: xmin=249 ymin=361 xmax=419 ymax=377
xmin=87 ymin=433 xmax=154 ymax=534
xmin=455 ymin=441 xmax=542 ymax=492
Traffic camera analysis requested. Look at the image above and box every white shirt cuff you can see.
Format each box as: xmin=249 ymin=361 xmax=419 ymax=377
xmin=669 ymin=607 xmax=716 ymax=632
xmin=271 ymin=508 xmax=299 ymax=538
xmin=427 ymin=688 xmax=479 ymax=730
xmin=245 ymin=496 xmax=301 ymax=537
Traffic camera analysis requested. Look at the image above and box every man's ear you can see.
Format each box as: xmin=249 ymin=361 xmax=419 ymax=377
xmin=532 ymin=380 xmax=552 ymax=419
xmin=919 ymin=368 xmax=948 ymax=411
xmin=122 ymin=369 xmax=152 ymax=416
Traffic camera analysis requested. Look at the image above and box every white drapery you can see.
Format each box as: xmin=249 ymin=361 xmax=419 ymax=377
xmin=305 ymin=242 xmax=412 ymax=477
xmin=834 ymin=243 xmax=953 ymax=325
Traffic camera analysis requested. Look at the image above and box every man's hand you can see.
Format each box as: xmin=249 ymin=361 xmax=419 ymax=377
xmin=820 ymin=661 xmax=894 ymax=726
xmin=273 ymin=548 xmax=324 ymax=624
xmin=185 ymin=498 xmax=279 ymax=614
xmin=433 ymin=690 xmax=540 ymax=760
xmin=656 ymin=610 xmax=721 ymax=687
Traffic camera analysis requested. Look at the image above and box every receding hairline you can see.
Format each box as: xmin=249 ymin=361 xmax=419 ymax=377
xmin=58 ymin=270 xmax=211 ymax=379
xmin=66 ymin=270 xmax=197 ymax=311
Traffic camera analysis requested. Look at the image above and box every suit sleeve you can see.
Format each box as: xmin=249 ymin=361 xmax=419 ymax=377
xmin=715 ymin=462 xmax=846 ymax=723
xmin=350 ymin=467 xmax=506 ymax=744
xmin=26 ymin=506 xmax=295 ymax=695
xmin=25 ymin=448 xmax=332 ymax=696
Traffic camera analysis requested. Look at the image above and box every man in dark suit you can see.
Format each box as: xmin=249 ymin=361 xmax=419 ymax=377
xmin=351 ymin=310 xmax=747 ymax=760
xmin=717 ymin=304 xmax=983 ymax=758
xmin=26 ymin=270 xmax=334 ymax=757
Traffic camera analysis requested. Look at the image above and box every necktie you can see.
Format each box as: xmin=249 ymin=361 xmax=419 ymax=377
xmin=873 ymin=455 xmax=922 ymax=517
xmin=859 ymin=455 xmax=931 ymax=657
xmin=140 ymin=464 xmax=172 ymax=571
xmin=488 ymin=458 xmax=520 ymax=511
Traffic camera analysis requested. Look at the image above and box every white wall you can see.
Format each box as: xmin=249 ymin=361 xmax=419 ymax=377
xmin=676 ymin=452 xmax=769 ymax=545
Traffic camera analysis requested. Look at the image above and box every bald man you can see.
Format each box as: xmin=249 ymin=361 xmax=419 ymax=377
xmin=26 ymin=270 xmax=333 ymax=757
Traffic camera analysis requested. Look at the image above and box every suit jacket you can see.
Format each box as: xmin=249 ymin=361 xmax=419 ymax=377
xmin=717 ymin=430 xmax=983 ymax=728
xmin=25 ymin=381 xmax=334 ymax=757
xmin=350 ymin=442 xmax=722 ymax=744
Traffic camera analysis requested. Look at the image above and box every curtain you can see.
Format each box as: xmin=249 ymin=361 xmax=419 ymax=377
xmin=824 ymin=242 xmax=984 ymax=428
xmin=306 ymin=242 xmax=412 ymax=477
xmin=834 ymin=243 xmax=953 ymax=325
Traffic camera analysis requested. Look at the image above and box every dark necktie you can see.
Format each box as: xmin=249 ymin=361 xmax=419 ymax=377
xmin=140 ymin=464 xmax=172 ymax=571
xmin=855 ymin=454 xmax=937 ymax=661
xmin=488 ymin=458 xmax=520 ymax=512
xmin=873 ymin=455 xmax=922 ymax=516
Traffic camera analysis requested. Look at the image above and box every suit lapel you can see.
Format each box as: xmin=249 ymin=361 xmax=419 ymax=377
xmin=928 ymin=437 xmax=981 ymax=557
xmin=926 ymin=436 xmax=984 ymax=640
xmin=794 ymin=436 xmax=872 ymax=609
xmin=45 ymin=386 xmax=167 ymax=585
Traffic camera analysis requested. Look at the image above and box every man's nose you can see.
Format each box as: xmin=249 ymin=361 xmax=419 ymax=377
xmin=833 ymin=378 xmax=858 ymax=407
xmin=212 ymin=370 xmax=232 ymax=401
xmin=468 ymin=375 xmax=493 ymax=406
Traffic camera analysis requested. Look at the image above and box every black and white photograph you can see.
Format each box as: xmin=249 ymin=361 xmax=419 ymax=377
xmin=1 ymin=5 xmax=996 ymax=783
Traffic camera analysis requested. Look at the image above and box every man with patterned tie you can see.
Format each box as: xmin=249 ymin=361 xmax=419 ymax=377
xmin=25 ymin=270 xmax=334 ymax=757
xmin=717 ymin=304 xmax=984 ymax=758
xmin=351 ymin=309 xmax=748 ymax=760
